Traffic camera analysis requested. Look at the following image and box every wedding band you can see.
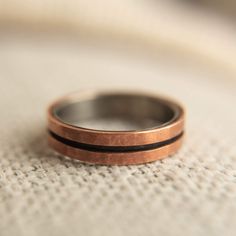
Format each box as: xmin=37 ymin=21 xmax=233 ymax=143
xmin=47 ymin=91 xmax=185 ymax=165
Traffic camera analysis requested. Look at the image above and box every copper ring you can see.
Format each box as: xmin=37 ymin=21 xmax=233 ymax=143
xmin=47 ymin=91 xmax=185 ymax=165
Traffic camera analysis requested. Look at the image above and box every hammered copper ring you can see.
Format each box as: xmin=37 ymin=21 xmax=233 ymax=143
xmin=47 ymin=91 xmax=185 ymax=165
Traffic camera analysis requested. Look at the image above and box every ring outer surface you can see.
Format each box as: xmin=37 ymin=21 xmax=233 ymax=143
xmin=47 ymin=91 xmax=185 ymax=165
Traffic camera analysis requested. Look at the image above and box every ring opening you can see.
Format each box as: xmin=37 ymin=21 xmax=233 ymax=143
xmin=53 ymin=94 xmax=179 ymax=131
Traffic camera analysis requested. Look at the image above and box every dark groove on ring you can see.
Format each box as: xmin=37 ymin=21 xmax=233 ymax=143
xmin=49 ymin=130 xmax=184 ymax=153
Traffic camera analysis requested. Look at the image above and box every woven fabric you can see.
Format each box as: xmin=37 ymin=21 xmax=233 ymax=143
xmin=1 ymin=0 xmax=236 ymax=75
xmin=0 ymin=34 xmax=236 ymax=236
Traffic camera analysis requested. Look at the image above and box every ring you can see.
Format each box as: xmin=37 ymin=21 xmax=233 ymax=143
xmin=47 ymin=91 xmax=185 ymax=165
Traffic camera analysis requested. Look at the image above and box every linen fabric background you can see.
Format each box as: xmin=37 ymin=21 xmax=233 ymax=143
xmin=0 ymin=1 xmax=236 ymax=236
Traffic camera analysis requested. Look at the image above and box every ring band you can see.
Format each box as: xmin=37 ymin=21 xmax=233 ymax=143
xmin=47 ymin=91 xmax=185 ymax=165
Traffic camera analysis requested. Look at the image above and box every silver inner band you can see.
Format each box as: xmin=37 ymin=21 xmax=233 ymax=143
xmin=54 ymin=94 xmax=180 ymax=131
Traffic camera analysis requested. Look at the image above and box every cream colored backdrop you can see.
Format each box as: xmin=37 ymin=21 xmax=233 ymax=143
xmin=0 ymin=1 xmax=236 ymax=236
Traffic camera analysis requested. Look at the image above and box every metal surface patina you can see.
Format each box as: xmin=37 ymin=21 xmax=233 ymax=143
xmin=48 ymin=91 xmax=185 ymax=165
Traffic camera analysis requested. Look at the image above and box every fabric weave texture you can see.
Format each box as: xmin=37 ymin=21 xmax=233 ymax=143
xmin=0 ymin=35 xmax=236 ymax=236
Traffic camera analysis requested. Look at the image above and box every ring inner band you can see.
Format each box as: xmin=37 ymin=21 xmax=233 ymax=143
xmin=54 ymin=94 xmax=180 ymax=131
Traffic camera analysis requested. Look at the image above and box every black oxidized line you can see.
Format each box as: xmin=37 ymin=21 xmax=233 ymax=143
xmin=49 ymin=130 xmax=184 ymax=153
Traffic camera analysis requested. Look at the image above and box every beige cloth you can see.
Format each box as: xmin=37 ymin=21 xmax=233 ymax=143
xmin=1 ymin=0 xmax=236 ymax=74
xmin=0 ymin=32 xmax=236 ymax=236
